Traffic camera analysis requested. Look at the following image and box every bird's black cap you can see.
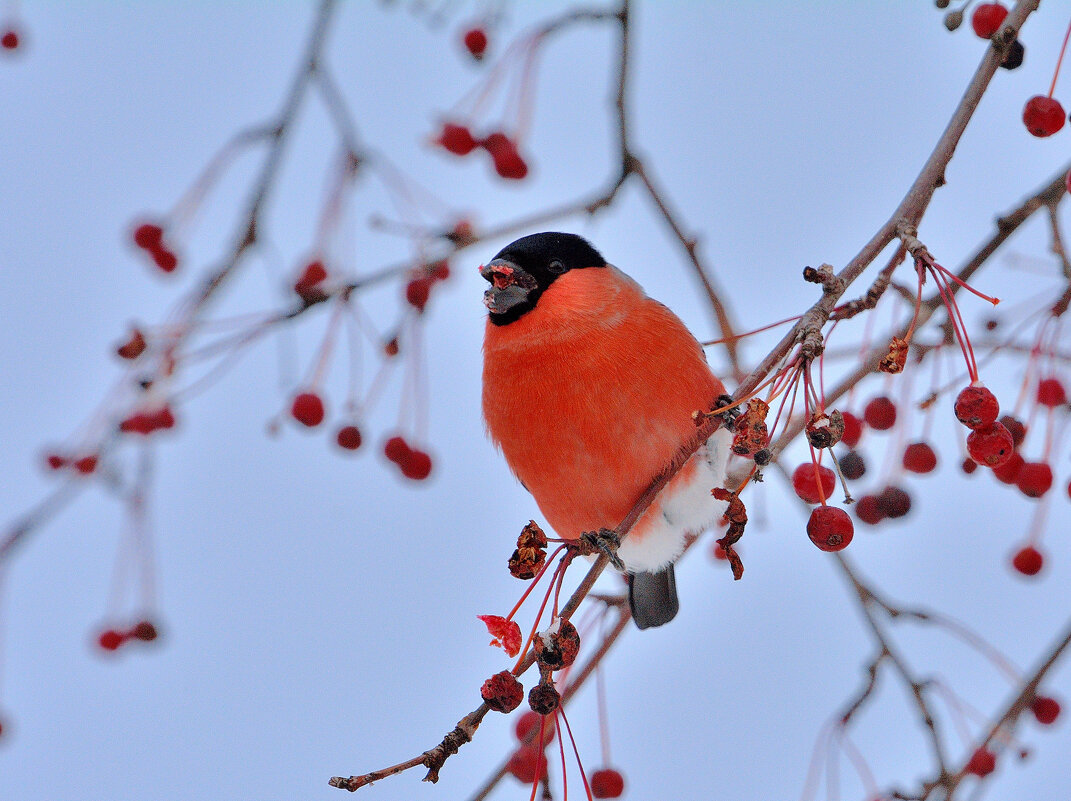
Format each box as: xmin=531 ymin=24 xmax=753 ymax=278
xmin=481 ymin=232 xmax=607 ymax=325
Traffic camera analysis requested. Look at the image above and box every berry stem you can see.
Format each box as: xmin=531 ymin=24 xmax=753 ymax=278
xmin=558 ymin=705 xmax=595 ymax=801
xmin=1048 ymin=17 xmax=1071 ymax=99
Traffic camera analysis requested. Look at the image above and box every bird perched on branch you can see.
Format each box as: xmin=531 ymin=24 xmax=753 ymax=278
xmin=481 ymin=232 xmax=731 ymax=628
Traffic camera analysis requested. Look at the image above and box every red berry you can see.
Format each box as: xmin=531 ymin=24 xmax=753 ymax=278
xmin=840 ymin=411 xmax=863 ymax=448
xmin=400 ymin=449 xmax=433 ymax=480
xmin=45 ymin=452 xmax=67 ymax=471
xmin=863 ymin=396 xmax=897 ymax=431
xmin=1012 ymin=545 xmax=1044 ymax=576
xmin=1032 ymin=695 xmax=1061 ymax=725
xmin=1 ymin=29 xmax=19 ymax=50
xmin=1016 ymin=462 xmax=1053 ymax=498
xmin=336 ymin=425 xmax=362 ymax=451
xmin=150 ymin=245 xmax=178 ymax=273
xmin=791 ymin=462 xmax=836 ymax=504
xmin=590 ymin=767 xmax=626 ymax=798
xmin=954 ymin=384 xmax=1000 ymax=430
xmin=383 ymin=435 xmax=411 ymax=464
xmin=73 ymin=454 xmax=99 ymax=475
xmin=383 ymin=337 xmax=400 ymax=357
xmin=482 ymin=132 xmax=529 ymax=180
xmin=966 ymin=747 xmax=996 ymax=777
xmin=855 ymin=494 xmax=884 ymax=525
xmin=970 ymin=3 xmax=1008 ymax=38
xmin=294 ymin=260 xmax=327 ymax=297
xmin=514 ymin=710 xmax=556 ymax=745
xmin=999 ymin=415 xmax=1027 ymax=448
xmin=130 ymin=620 xmax=158 ymax=641
xmin=429 ymin=259 xmax=451 ymax=281
xmin=1036 ymin=377 xmax=1067 ymax=407
xmin=1022 ymin=96 xmax=1066 ymax=138
xmin=405 ymin=276 xmax=433 ymax=312
xmin=132 ymin=222 xmax=164 ymax=250
xmin=290 ymin=392 xmax=325 ymax=427
xmin=119 ymin=412 xmax=154 ymax=435
xmin=902 ymin=442 xmax=938 ymax=474
xmin=116 ymin=327 xmax=148 ymax=360
xmin=506 ymin=747 xmax=546 ymax=783
xmin=98 ymin=629 xmax=126 ymax=651
xmin=961 ymin=457 xmax=979 ymax=475
xmin=806 ymin=505 xmax=854 ymax=552
xmin=480 ymin=670 xmax=524 ymax=713
xmin=876 ymin=485 xmax=911 ymax=519
xmin=463 ymin=27 xmax=488 ymax=59
xmin=967 ymin=421 xmax=1014 ymax=467
xmin=436 ymin=123 xmax=478 ymax=156
xmin=992 ymin=451 xmax=1025 ymax=484
xmin=151 ymin=406 xmax=176 ymax=430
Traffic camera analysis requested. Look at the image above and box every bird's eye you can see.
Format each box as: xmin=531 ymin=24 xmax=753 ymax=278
xmin=548 ymin=259 xmax=566 ymax=274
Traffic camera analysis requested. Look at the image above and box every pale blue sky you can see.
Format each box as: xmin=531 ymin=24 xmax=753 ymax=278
xmin=2 ymin=3 xmax=1070 ymax=800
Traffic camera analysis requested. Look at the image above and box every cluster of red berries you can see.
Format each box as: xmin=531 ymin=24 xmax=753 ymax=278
xmin=131 ymin=221 xmax=179 ymax=273
xmin=462 ymin=27 xmax=488 ymax=60
xmin=435 ymin=122 xmax=528 ymax=179
xmin=44 ymin=451 xmax=99 ymax=475
xmin=97 ymin=620 xmax=159 ymax=652
xmin=383 ymin=434 xmax=433 ymax=480
xmin=405 ymin=260 xmax=450 ymax=313
xmin=954 ymin=384 xmax=1016 ymax=468
xmin=1 ymin=26 xmax=19 ymax=51
xmin=119 ymin=405 xmax=177 ymax=436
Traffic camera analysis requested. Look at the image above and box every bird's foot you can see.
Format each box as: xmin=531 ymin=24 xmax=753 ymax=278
xmin=576 ymin=528 xmax=626 ymax=571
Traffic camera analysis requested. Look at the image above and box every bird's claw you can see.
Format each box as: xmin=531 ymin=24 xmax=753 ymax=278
xmin=577 ymin=528 xmax=626 ymax=571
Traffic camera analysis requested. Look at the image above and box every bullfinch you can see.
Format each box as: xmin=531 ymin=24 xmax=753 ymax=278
xmin=481 ymin=232 xmax=731 ymax=629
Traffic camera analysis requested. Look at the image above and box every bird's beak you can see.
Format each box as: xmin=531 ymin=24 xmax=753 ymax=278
xmin=480 ymin=258 xmax=538 ymax=314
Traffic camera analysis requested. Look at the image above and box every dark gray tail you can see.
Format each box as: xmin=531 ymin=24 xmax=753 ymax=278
xmin=628 ymin=565 xmax=680 ymax=629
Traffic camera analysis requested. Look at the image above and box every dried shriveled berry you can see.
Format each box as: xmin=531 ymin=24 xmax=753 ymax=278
xmin=806 ymin=505 xmax=854 ymax=552
xmin=1000 ymin=39 xmax=1025 ymax=70
xmin=966 ymin=421 xmax=1014 ymax=467
xmin=903 ymin=442 xmax=938 ymax=474
xmin=590 ymin=768 xmax=626 ymax=798
xmin=791 ymin=462 xmax=836 ymax=505
xmin=954 ymin=384 xmax=999 ymax=430
xmin=509 ymin=520 xmax=548 ymax=580
xmin=1032 ymin=695 xmax=1061 ymax=725
xmin=879 ymin=337 xmax=909 ymax=373
xmin=528 ymin=681 xmax=560 ymax=715
xmin=876 ymin=485 xmax=911 ymax=519
xmin=1012 ymin=545 xmax=1044 ymax=576
xmin=481 ymin=670 xmax=524 ymax=713
xmin=1016 ymin=462 xmax=1053 ymax=498
xmin=533 ymin=619 xmax=580 ymax=671
xmin=863 ymin=396 xmax=897 ymax=431
xmin=291 ymin=392 xmax=325 ymax=427
xmin=806 ymin=409 xmax=844 ymax=449
xmin=838 ymin=450 xmax=866 ymax=481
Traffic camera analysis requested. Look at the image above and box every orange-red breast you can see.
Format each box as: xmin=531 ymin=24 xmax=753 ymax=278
xmin=481 ymin=232 xmax=730 ymax=628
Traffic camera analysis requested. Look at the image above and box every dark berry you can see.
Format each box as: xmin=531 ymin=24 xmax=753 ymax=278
xmin=1000 ymin=39 xmax=1025 ymax=70
xmin=999 ymin=415 xmax=1027 ymax=448
xmin=480 ymin=670 xmax=523 ymax=713
xmin=876 ymin=485 xmax=911 ymax=519
xmin=838 ymin=450 xmax=866 ymax=481
xmin=130 ymin=620 xmax=158 ymax=641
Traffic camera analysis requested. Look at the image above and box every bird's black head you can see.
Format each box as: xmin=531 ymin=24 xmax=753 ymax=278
xmin=480 ymin=232 xmax=607 ymax=326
